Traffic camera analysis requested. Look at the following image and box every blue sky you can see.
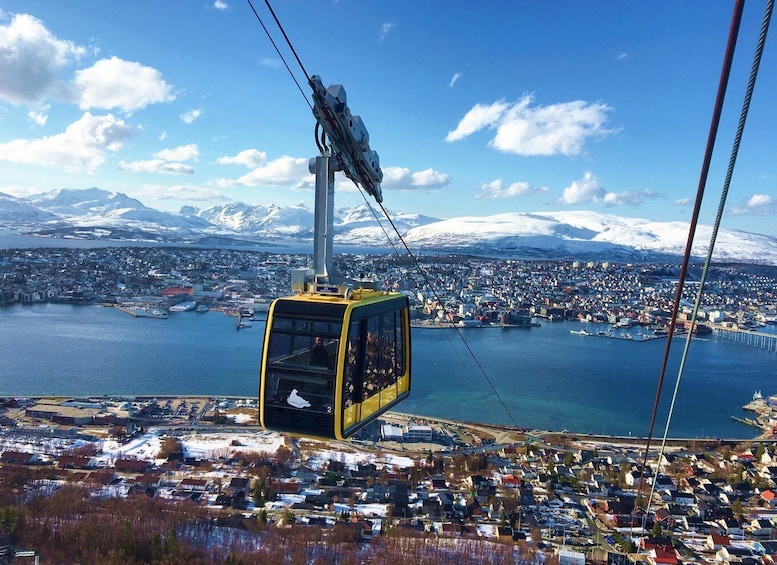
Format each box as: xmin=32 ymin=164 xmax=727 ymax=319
xmin=1 ymin=1 xmax=776 ymax=236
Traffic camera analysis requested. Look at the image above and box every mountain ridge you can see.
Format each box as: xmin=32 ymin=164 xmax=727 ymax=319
xmin=2 ymin=187 xmax=777 ymax=265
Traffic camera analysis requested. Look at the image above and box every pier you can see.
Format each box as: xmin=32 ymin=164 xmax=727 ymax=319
xmin=740 ymin=393 xmax=777 ymax=438
xmin=714 ymin=326 xmax=777 ymax=351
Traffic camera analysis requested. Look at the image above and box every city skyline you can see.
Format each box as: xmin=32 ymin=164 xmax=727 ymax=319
xmin=1 ymin=2 xmax=776 ymax=236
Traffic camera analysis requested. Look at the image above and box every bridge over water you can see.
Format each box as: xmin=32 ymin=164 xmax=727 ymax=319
xmin=713 ymin=325 xmax=777 ymax=351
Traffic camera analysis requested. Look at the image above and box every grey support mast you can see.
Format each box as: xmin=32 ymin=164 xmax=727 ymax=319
xmin=298 ymin=76 xmax=383 ymax=292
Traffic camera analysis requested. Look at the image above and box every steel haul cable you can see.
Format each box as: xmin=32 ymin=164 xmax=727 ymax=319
xmin=245 ymin=0 xmax=523 ymax=430
xmin=642 ymin=0 xmax=773 ymax=521
xmin=632 ymin=0 xmax=773 ymax=532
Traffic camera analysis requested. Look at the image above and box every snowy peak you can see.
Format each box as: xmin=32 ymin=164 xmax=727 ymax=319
xmin=25 ymin=187 xmax=213 ymax=231
xmin=195 ymin=202 xmax=312 ymax=235
xmin=336 ymin=204 xmax=440 ymax=230
xmin=401 ymin=210 xmax=777 ymax=265
xmin=2 ymin=188 xmax=777 ymax=265
xmin=0 ymin=192 xmax=57 ymax=223
xmin=29 ymin=187 xmax=148 ymax=216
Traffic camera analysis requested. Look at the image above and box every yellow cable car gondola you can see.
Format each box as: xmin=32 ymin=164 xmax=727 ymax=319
xmin=260 ymin=288 xmax=410 ymax=440
xmin=259 ymin=76 xmax=411 ymax=440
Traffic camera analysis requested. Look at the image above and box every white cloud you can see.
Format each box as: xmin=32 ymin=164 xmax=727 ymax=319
xmin=382 ymin=166 xmax=450 ymax=190
xmin=0 ymin=16 xmax=174 ymax=114
xmin=213 ymin=0 xmax=229 ymax=10
xmin=559 ymin=171 xmax=655 ymax=207
xmin=0 ymin=184 xmax=45 ymax=199
xmin=411 ymin=168 xmax=450 ymax=187
xmin=74 ymin=56 xmax=175 ymax=112
xmin=476 ymin=179 xmax=548 ymax=200
xmin=747 ymin=193 xmax=774 ymax=208
xmin=154 ymin=144 xmax=199 ymax=162
xmin=260 ymin=58 xmax=282 ymax=68
xmin=601 ymin=188 xmax=657 ymax=207
xmin=617 ymin=52 xmax=628 ymax=60
xmin=118 ymin=159 xmax=194 ymax=175
xmin=447 ymin=94 xmax=614 ymax=156
xmin=288 ymin=172 xmax=354 ymax=194
xmin=136 ymin=184 xmax=228 ymax=203
xmin=445 ymin=101 xmax=510 ymax=142
xmin=232 ymin=156 xmax=309 ymax=186
xmin=217 ymin=149 xmax=267 ymax=168
xmin=449 ymin=73 xmax=462 ymax=88
xmin=559 ymin=171 xmax=606 ymax=204
xmin=0 ymin=13 xmax=87 ymax=104
xmin=380 ymin=22 xmax=396 ymax=42
xmin=673 ymin=197 xmax=691 ymax=206
xmin=729 ymin=193 xmax=777 ymax=216
xmin=180 ymin=108 xmax=203 ymax=124
xmin=27 ymin=104 xmax=50 ymax=126
xmin=0 ymin=112 xmax=131 ymax=172
xmin=119 ymin=144 xmax=199 ymax=176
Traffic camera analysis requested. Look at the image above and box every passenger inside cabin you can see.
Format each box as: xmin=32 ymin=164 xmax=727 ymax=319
xmin=309 ymin=336 xmax=329 ymax=367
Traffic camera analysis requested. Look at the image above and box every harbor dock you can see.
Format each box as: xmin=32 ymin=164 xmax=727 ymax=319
xmin=738 ymin=391 xmax=777 ymax=437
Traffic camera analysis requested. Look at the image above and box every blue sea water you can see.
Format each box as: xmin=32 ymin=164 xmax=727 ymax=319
xmin=0 ymin=302 xmax=774 ymax=439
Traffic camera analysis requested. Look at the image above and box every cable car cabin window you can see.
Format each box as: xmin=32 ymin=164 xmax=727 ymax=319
xmin=343 ymin=320 xmax=362 ymax=409
xmin=264 ymin=317 xmax=341 ymax=417
xmin=342 ymin=308 xmax=407 ymax=432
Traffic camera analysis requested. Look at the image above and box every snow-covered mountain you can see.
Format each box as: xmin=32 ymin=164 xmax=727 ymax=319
xmin=333 ymin=205 xmax=441 ymax=245
xmin=0 ymin=192 xmax=57 ymax=223
xmin=183 ymin=202 xmax=440 ymax=243
xmin=3 ymin=187 xmax=777 ymax=265
xmin=25 ymin=187 xmax=216 ymax=235
xmin=28 ymin=187 xmax=148 ymax=216
xmin=401 ymin=210 xmax=777 ymax=264
xmin=187 ymin=202 xmax=315 ymax=237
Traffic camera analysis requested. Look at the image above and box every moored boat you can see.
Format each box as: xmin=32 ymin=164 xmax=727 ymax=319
xmin=169 ymin=301 xmax=197 ymax=312
xmin=127 ymin=306 xmax=168 ymax=319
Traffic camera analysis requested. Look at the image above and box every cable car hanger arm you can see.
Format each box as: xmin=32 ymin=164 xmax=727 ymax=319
xmin=305 ymin=75 xmax=384 ymax=287
xmin=309 ymin=75 xmax=383 ymax=203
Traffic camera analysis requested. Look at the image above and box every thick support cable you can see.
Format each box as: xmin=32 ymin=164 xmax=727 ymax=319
xmin=246 ymin=0 xmax=312 ymax=111
xmin=243 ymin=0 xmax=516 ymax=426
xmin=376 ymin=201 xmax=523 ymax=431
xmin=634 ymin=0 xmax=745 ymax=517
xmin=644 ymin=0 xmax=773 ymax=518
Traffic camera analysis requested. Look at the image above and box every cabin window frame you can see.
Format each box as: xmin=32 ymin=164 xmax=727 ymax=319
xmin=264 ymin=315 xmax=342 ymax=415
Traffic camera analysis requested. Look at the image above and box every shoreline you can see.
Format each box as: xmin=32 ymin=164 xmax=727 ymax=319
xmin=1 ymin=302 xmax=769 ymax=440
xmin=1 ymin=394 xmax=768 ymax=446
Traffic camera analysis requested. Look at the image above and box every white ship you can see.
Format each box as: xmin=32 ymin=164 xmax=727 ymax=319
xmin=169 ymin=301 xmax=197 ymax=312
xmin=127 ymin=306 xmax=168 ymax=319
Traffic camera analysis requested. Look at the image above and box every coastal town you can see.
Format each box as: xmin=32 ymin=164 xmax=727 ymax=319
xmin=2 ymin=247 xmax=777 ymax=562
xmin=2 ymin=246 xmax=777 ymax=332
xmin=2 ymin=393 xmax=777 ymax=563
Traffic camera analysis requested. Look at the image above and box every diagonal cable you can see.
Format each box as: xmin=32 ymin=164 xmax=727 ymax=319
xmin=633 ymin=0 xmax=746 ymax=520
xmin=643 ymin=0 xmax=773 ymax=519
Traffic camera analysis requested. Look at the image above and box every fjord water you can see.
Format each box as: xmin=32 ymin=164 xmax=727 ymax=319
xmin=0 ymin=302 xmax=772 ymax=439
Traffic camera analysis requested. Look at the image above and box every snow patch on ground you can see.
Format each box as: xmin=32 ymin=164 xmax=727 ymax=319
xmin=96 ymin=429 xmax=285 ymax=462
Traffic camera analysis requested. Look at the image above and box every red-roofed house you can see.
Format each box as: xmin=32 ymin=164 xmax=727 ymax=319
xmin=705 ymin=533 xmax=731 ymax=551
xmin=179 ymin=478 xmax=208 ymax=491
xmin=761 ymin=490 xmax=777 ymax=507
xmin=115 ymin=458 xmax=153 ymax=473
xmin=162 ymin=287 xmax=192 ymax=296
xmin=0 ymin=451 xmax=34 ymax=465
xmin=272 ymin=480 xmax=300 ymax=495
xmin=650 ymin=548 xmax=681 ymax=565
xmin=501 ymin=475 xmax=521 ymax=488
